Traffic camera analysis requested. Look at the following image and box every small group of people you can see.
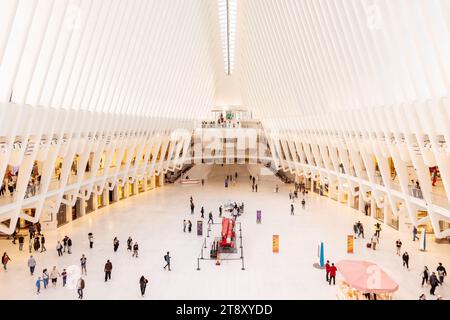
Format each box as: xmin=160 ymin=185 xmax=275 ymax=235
xmin=352 ymin=221 xmax=365 ymax=239
xmin=126 ymin=236 xmax=139 ymax=258
xmin=325 ymin=260 xmax=338 ymax=285
xmin=35 ymin=266 xmax=69 ymax=294
xmin=183 ymin=219 xmax=193 ymax=232
xmin=420 ymin=263 xmax=447 ymax=297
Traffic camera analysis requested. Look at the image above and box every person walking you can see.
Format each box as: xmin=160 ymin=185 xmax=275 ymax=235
xmin=290 ymin=204 xmax=294 ymax=215
xmin=56 ymin=241 xmax=63 ymax=256
xmin=104 ymin=260 xmax=113 ymax=282
xmin=183 ymin=220 xmax=187 ymax=232
xmin=67 ymin=237 xmax=72 ymax=254
xmin=40 ymin=234 xmax=46 ymax=252
xmin=413 ymin=226 xmax=419 ymax=241
xmin=251 ymin=184 xmax=254 ymax=192
xmin=139 ymin=275 xmax=148 ymax=297
xmin=36 ymin=277 xmax=43 ymax=294
xmin=28 ymin=255 xmax=36 ymax=275
xmin=200 ymin=207 xmax=204 ymax=219
xmin=358 ymin=223 xmax=365 ymax=239
xmin=353 ymin=223 xmax=359 ymax=239
xmin=77 ymin=277 xmax=85 ymax=299
xmin=395 ymin=239 xmax=402 ymax=256
xmin=208 ymin=212 xmax=213 ymax=224
xmin=163 ymin=252 xmax=171 ymax=271
xmin=402 ymin=252 xmax=410 ymax=270
xmin=80 ymin=254 xmax=87 ymax=275
xmin=421 ymin=266 xmax=429 ymax=287
xmin=88 ymin=232 xmax=94 ymax=249
xmin=371 ymin=233 xmax=378 ymax=250
xmin=61 ymin=269 xmax=67 ymax=287
xmin=325 ymin=260 xmax=331 ymax=282
xmin=188 ymin=220 xmax=192 ymax=233
xmin=133 ymin=242 xmax=139 ymax=258
xmin=2 ymin=252 xmax=11 ymax=270
xmin=430 ymin=272 xmax=440 ymax=295
xmin=190 ymin=202 xmax=195 ymax=215
xmin=301 ymin=198 xmax=305 ymax=209
xmin=219 ymin=205 xmax=222 ymax=218
xmin=374 ymin=223 xmax=382 ymax=238
xmin=18 ymin=235 xmax=24 ymax=251
xmin=42 ymin=269 xmax=49 ymax=289
xmin=50 ymin=266 xmax=60 ymax=288
xmin=113 ymin=237 xmax=119 ymax=252
xmin=329 ymin=263 xmax=337 ymax=285
xmin=437 ymin=263 xmax=447 ymax=284
xmin=62 ymin=236 xmax=68 ymax=253
xmin=127 ymin=237 xmax=133 ymax=251
xmin=255 ymin=184 xmax=258 ymax=192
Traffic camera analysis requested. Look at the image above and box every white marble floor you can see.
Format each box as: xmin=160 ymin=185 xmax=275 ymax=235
xmin=0 ymin=164 xmax=449 ymax=300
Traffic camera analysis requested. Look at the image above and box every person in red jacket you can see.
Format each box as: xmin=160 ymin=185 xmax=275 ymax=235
xmin=329 ymin=263 xmax=337 ymax=285
xmin=325 ymin=260 xmax=331 ymax=282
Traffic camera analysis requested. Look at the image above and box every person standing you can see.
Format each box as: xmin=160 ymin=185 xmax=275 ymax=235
xmin=413 ymin=226 xmax=419 ymax=241
xmin=40 ymin=234 xmax=46 ymax=252
xmin=163 ymin=252 xmax=171 ymax=271
xmin=190 ymin=202 xmax=195 ymax=215
xmin=63 ymin=236 xmax=68 ymax=252
xmin=88 ymin=232 xmax=94 ymax=249
xmin=2 ymin=252 xmax=11 ymax=270
xmin=104 ymin=260 xmax=113 ymax=282
xmin=402 ymin=252 xmax=410 ymax=270
xmin=255 ymin=184 xmax=258 ymax=192
xmin=371 ymin=233 xmax=378 ymax=250
xmin=28 ymin=255 xmax=36 ymax=275
xmin=353 ymin=223 xmax=359 ymax=239
xmin=56 ymin=241 xmax=63 ymax=256
xmin=36 ymin=277 xmax=43 ymax=294
xmin=437 ymin=263 xmax=447 ymax=284
xmin=80 ymin=254 xmax=87 ymax=275
xmin=139 ymin=276 xmax=148 ymax=297
xmin=208 ymin=212 xmax=213 ymax=224
xmin=188 ymin=220 xmax=192 ymax=233
xmin=275 ymin=184 xmax=279 ymax=193
xmin=183 ymin=220 xmax=187 ymax=232
xmin=113 ymin=237 xmax=119 ymax=252
xmin=429 ymin=272 xmax=440 ymax=295
xmin=329 ymin=263 xmax=337 ymax=285
xmin=374 ymin=223 xmax=382 ymax=238
xmin=33 ymin=236 xmax=40 ymax=252
xmin=421 ymin=266 xmax=429 ymax=287
xmin=395 ymin=239 xmax=402 ymax=256
xmin=127 ymin=237 xmax=133 ymax=251
xmin=251 ymin=184 xmax=254 ymax=192
xmin=67 ymin=237 xmax=72 ymax=254
xmin=358 ymin=224 xmax=365 ymax=239
xmin=77 ymin=277 xmax=85 ymax=299
xmin=325 ymin=260 xmax=331 ymax=282
xmin=133 ymin=242 xmax=139 ymax=258
xmin=301 ymin=198 xmax=305 ymax=209
xmin=50 ymin=266 xmax=60 ymax=288
xmin=18 ymin=235 xmax=24 ymax=251
xmin=290 ymin=204 xmax=294 ymax=215
xmin=42 ymin=269 xmax=49 ymax=289
xmin=61 ymin=269 xmax=67 ymax=287
xmin=200 ymin=207 xmax=204 ymax=219
xmin=219 ymin=205 xmax=223 ymax=218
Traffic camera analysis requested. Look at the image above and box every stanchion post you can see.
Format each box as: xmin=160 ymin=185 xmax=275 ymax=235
xmin=197 ymin=258 xmax=200 ymax=271
xmin=241 ymin=256 xmax=245 ymax=270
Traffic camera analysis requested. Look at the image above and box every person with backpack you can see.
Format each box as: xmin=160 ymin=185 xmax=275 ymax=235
xmin=133 ymin=242 xmax=139 ymax=258
xmin=27 ymin=255 xmax=36 ymax=275
xmin=437 ymin=263 xmax=447 ymax=284
xmin=67 ymin=237 xmax=72 ymax=254
xmin=163 ymin=252 xmax=171 ymax=271
xmin=2 ymin=252 xmax=11 ymax=270
xmin=374 ymin=223 xmax=382 ymax=237
xmin=421 ymin=266 xmax=429 ymax=287
xmin=77 ymin=277 xmax=85 ymax=299
xmin=80 ymin=254 xmax=87 ymax=275
xmin=56 ymin=241 xmax=63 ymax=256
xmin=104 ymin=260 xmax=113 ymax=282
xmin=139 ymin=275 xmax=149 ymax=297
xmin=88 ymin=232 xmax=94 ymax=249
xmin=113 ymin=237 xmax=119 ymax=252
xmin=430 ymin=272 xmax=440 ymax=295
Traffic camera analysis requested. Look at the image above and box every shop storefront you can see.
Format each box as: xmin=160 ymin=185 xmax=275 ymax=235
xmin=86 ymin=195 xmax=96 ymax=214
xmin=109 ymin=189 xmax=115 ymax=203
xmin=417 ymin=210 xmax=433 ymax=234
xmin=138 ymin=179 xmax=145 ymax=193
xmin=119 ymin=185 xmax=126 ymax=200
xmin=128 ymin=182 xmax=135 ymax=197
xmin=57 ymin=203 xmax=68 ymax=227
xmin=72 ymin=199 xmax=82 ymax=220
xmin=375 ymin=204 xmax=384 ymax=222
xmin=97 ymin=193 xmax=105 ymax=209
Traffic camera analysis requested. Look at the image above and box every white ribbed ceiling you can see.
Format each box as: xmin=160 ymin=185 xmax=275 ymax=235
xmin=1 ymin=0 xmax=450 ymax=125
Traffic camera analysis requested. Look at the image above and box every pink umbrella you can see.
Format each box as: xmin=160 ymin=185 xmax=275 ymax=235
xmin=336 ymin=260 xmax=399 ymax=294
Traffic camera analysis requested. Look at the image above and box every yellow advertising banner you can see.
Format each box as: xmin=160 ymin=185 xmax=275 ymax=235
xmin=273 ymin=235 xmax=279 ymax=253
xmin=347 ymin=235 xmax=354 ymax=254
